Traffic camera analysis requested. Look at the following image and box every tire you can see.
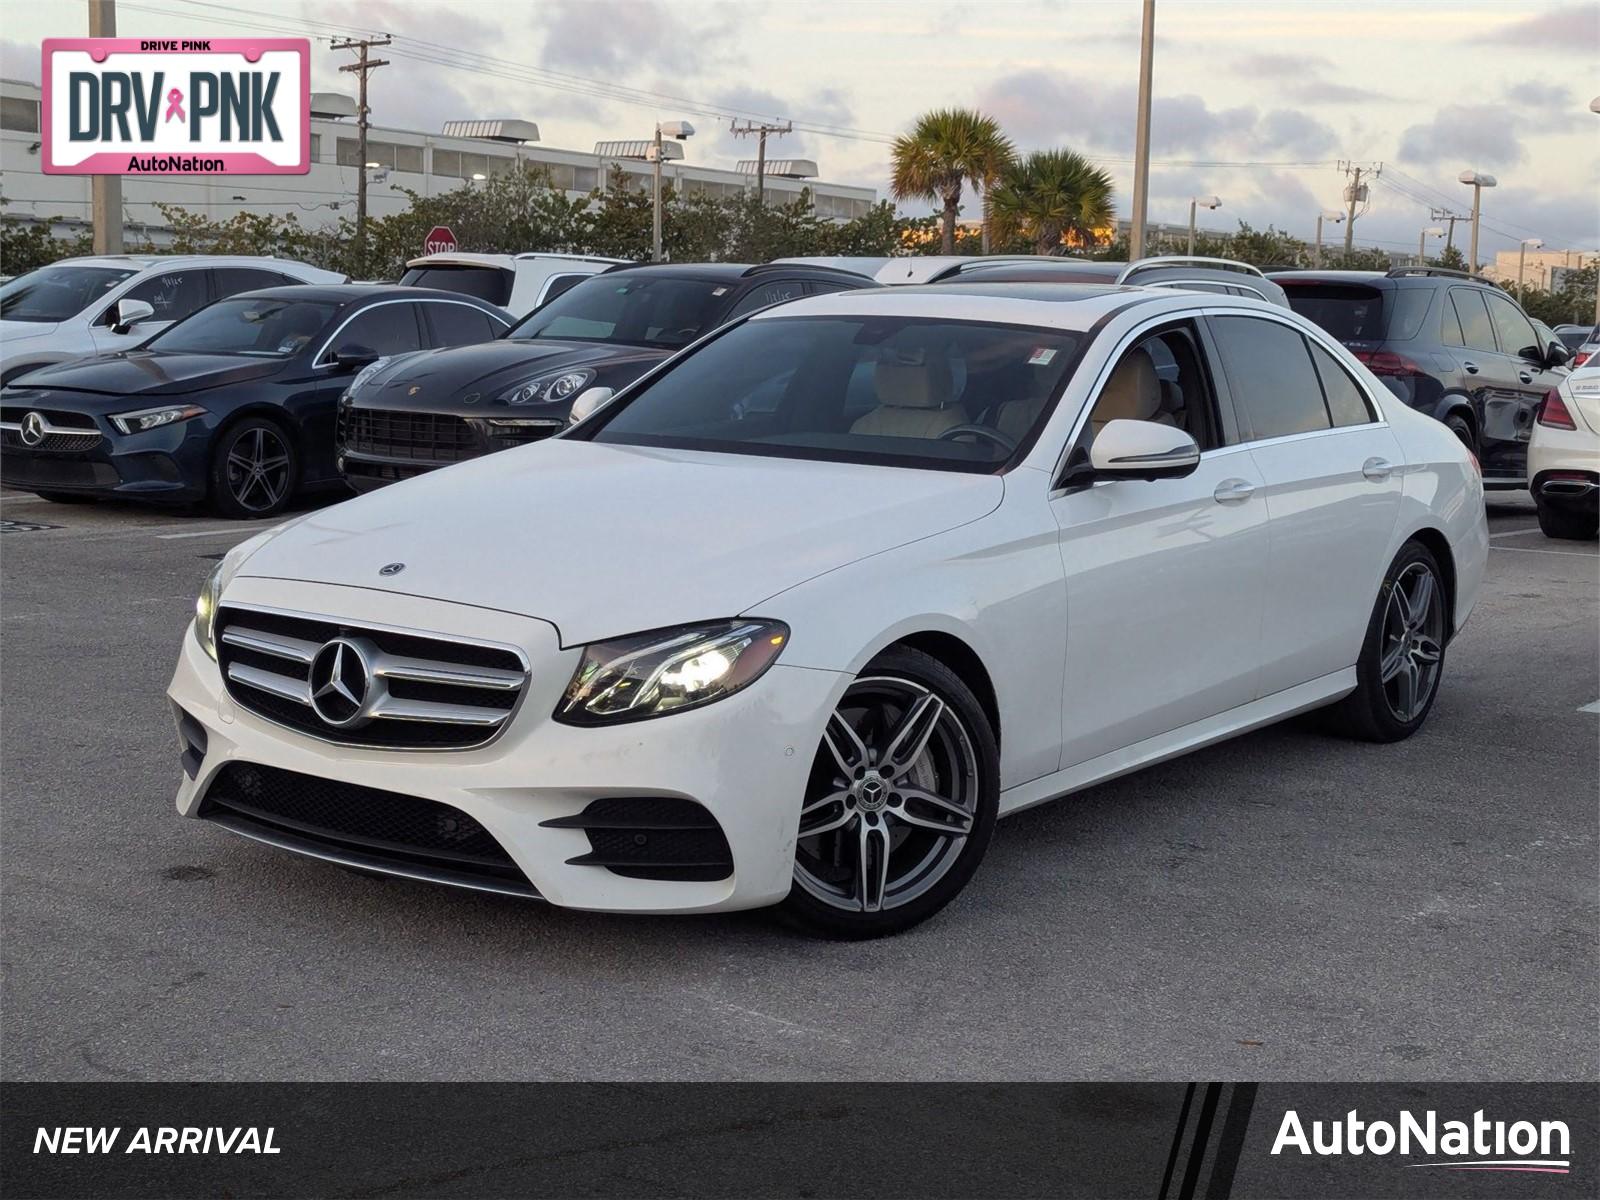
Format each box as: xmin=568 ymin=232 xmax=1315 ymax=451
xmin=32 ymin=490 xmax=94 ymax=504
xmin=1327 ymin=540 xmax=1448 ymax=743
xmin=207 ymin=417 xmax=298 ymax=519
xmin=780 ymin=646 xmax=999 ymax=939
xmin=1443 ymin=412 xmax=1476 ymax=457
xmin=1535 ymin=498 xmax=1598 ymax=541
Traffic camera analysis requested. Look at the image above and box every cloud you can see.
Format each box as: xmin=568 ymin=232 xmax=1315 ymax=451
xmin=1233 ymin=52 xmax=1333 ymax=76
xmin=1467 ymin=4 xmax=1598 ymax=50
xmin=707 ymin=86 xmax=856 ymax=169
xmin=977 ymin=69 xmax=1337 ymax=159
xmin=1230 ymin=51 xmax=1389 ymax=104
xmin=1504 ymin=80 xmax=1573 ymax=108
xmin=1397 ymin=105 xmax=1528 ymax=168
xmin=1 ymin=38 xmax=40 ymax=84
xmin=539 ymin=0 xmax=736 ymax=77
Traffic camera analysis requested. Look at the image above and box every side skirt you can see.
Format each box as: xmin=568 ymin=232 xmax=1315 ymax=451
xmin=997 ymin=668 xmax=1357 ymax=818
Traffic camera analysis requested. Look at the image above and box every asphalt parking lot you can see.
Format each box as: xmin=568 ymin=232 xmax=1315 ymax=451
xmin=1 ymin=487 xmax=1594 ymax=1083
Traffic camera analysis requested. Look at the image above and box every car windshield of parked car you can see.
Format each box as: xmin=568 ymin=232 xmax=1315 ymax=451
xmin=507 ymin=274 xmax=727 ymax=349
xmin=586 ymin=315 xmax=1082 ymax=471
xmin=0 ymin=265 xmax=140 ymax=323
xmin=145 ymin=297 xmax=340 ymax=357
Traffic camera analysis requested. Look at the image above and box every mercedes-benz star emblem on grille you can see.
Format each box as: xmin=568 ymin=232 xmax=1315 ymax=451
xmin=379 ymin=562 xmax=406 ymax=576
xmin=308 ymin=638 xmax=374 ymax=727
xmin=19 ymin=412 xmax=46 ymax=447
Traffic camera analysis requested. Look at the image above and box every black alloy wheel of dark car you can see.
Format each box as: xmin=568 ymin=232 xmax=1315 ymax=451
xmin=1328 ymin=540 xmax=1448 ymax=742
xmin=783 ymin=646 xmax=999 ymax=939
xmin=208 ymin=418 xmax=299 ymax=518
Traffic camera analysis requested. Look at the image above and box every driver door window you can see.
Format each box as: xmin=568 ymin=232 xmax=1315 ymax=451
xmin=94 ymin=270 xmax=212 ymax=349
xmin=1079 ymin=324 xmax=1221 ymax=452
xmin=323 ymin=304 xmax=425 ymax=362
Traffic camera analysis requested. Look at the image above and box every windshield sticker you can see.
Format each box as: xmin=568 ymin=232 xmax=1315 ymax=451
xmin=1028 ymin=347 xmax=1057 ymax=365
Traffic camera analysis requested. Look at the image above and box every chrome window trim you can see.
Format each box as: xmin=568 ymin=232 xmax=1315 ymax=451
xmin=1149 ymin=278 xmax=1271 ymax=303
xmin=1045 ymin=301 xmax=1387 ymax=491
xmin=313 ymin=297 xmax=507 ymax=369
xmin=214 ymin=600 xmax=532 ymax=752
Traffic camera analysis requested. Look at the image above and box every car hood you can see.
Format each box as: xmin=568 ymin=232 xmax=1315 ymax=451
xmin=354 ymin=339 xmax=668 ymax=413
xmin=1 ymin=320 xmax=60 ymax=346
xmin=11 ymin=350 xmax=283 ymax=398
xmin=237 ymin=438 xmax=1005 ymax=645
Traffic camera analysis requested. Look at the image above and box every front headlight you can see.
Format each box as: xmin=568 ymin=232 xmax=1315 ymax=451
xmin=194 ymin=560 xmax=224 ymax=660
xmin=555 ymin=619 xmax=789 ymax=726
xmin=500 ymin=368 xmax=595 ymax=406
xmin=110 ymin=404 xmax=205 ymax=435
xmin=347 ymin=357 xmax=391 ymax=396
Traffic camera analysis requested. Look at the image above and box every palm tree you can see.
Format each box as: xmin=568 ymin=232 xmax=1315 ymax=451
xmin=989 ymin=150 xmax=1116 ymax=256
xmin=891 ymin=109 xmax=1014 ymax=255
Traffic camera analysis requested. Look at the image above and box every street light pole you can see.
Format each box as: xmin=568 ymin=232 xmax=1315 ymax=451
xmin=1127 ymin=0 xmax=1156 ymax=260
xmin=1459 ymin=170 xmax=1496 ymax=275
xmin=1314 ymin=210 xmax=1343 ymax=268
xmin=1187 ymin=195 xmax=1219 ymax=256
xmin=88 ymin=0 xmax=123 ymax=254
xmin=1518 ymin=238 xmax=1542 ymax=299
xmin=652 ymin=123 xmax=664 ymax=263
xmin=1418 ymin=226 xmax=1443 ymax=266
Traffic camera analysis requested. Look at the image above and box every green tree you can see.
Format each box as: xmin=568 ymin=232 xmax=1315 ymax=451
xmin=988 ymin=149 xmax=1114 ymax=255
xmin=890 ymin=108 xmax=1014 ymax=255
xmin=1435 ymin=244 xmax=1467 ymax=272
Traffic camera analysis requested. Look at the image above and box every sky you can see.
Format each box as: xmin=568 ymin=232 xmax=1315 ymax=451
xmin=2 ymin=0 xmax=1597 ymax=260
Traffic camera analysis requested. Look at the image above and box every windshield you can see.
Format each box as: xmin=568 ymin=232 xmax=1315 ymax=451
xmin=1278 ymin=282 xmax=1429 ymax=343
xmin=585 ymin=315 xmax=1083 ymax=472
xmin=399 ymin=265 xmax=511 ymax=307
xmin=0 ymin=265 xmax=139 ymax=323
xmin=145 ymin=297 xmax=339 ymax=357
xmin=509 ymin=274 xmax=728 ymax=349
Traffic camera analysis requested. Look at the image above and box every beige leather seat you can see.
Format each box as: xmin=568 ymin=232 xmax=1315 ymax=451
xmin=1089 ymin=347 xmax=1170 ymax=432
xmin=850 ymin=352 xmax=965 ymax=440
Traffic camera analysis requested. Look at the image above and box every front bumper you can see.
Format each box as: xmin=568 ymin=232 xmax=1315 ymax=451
xmin=167 ymin=576 xmax=846 ymax=914
xmin=0 ymin=405 xmax=209 ymax=501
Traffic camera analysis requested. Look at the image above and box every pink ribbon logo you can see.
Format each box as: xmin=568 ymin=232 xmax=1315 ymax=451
xmin=164 ymin=88 xmax=185 ymax=123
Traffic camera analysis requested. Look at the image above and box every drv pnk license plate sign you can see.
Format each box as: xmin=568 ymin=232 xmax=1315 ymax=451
xmin=41 ymin=38 xmax=310 ymax=175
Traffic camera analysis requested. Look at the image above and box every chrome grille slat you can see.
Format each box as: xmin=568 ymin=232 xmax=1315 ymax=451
xmin=214 ymin=606 xmax=529 ymax=750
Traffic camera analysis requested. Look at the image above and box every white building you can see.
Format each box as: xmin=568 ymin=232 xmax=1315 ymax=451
xmin=0 ymin=79 xmax=877 ymax=245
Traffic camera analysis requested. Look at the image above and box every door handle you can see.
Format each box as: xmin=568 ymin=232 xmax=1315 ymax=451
xmin=1362 ymin=456 xmax=1394 ymax=481
xmin=1462 ymin=361 xmax=1479 ymax=374
xmin=1213 ymin=478 xmax=1256 ymax=504
xmin=1518 ymin=371 xmax=1534 ymax=384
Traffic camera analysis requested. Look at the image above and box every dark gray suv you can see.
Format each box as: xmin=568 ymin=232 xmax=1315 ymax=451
xmin=1269 ymin=267 xmax=1571 ymax=489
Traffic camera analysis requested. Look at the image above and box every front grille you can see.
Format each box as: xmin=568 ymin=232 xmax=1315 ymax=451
xmin=0 ymin=452 xmax=118 ymax=487
xmin=200 ymin=761 xmax=534 ymax=891
xmin=1 ymin=428 xmax=104 ymax=452
xmin=0 ymin=407 xmax=104 ymax=452
xmin=340 ymin=405 xmax=479 ymax=464
xmin=0 ymin=406 xmax=98 ymax=429
xmin=542 ymin=796 xmax=733 ymax=882
xmin=216 ymin=605 xmax=528 ymax=750
xmin=483 ymin=422 xmax=562 ymax=452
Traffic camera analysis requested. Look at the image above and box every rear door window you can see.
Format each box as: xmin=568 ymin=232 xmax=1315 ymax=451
xmin=1308 ymin=342 xmax=1375 ymax=427
xmin=1449 ymin=289 xmax=1498 ymax=353
xmin=1208 ymin=315 xmax=1332 ymax=441
xmin=1482 ymin=290 xmax=1541 ymax=359
xmin=422 ymin=302 xmax=505 ymax=347
xmin=118 ymin=269 xmax=212 ymax=323
xmin=324 ymin=303 xmax=425 ymax=360
xmin=727 ymin=279 xmax=809 ymax=318
xmin=214 ymin=267 xmax=296 ymax=298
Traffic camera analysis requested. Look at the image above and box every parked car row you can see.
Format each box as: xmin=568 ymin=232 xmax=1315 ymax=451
xmin=3 ymin=253 xmax=1591 ymax=537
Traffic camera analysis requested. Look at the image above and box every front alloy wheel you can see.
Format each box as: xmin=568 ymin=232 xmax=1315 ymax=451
xmin=210 ymin=418 xmax=298 ymax=518
xmin=783 ymin=647 xmax=998 ymax=938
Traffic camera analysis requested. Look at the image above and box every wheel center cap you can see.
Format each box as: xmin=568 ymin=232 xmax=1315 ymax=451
xmin=857 ymin=773 xmax=888 ymax=812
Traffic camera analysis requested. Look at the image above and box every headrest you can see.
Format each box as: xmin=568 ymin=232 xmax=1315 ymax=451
xmin=874 ymin=346 xmax=954 ymax=410
xmin=1095 ymin=348 xmax=1162 ymax=423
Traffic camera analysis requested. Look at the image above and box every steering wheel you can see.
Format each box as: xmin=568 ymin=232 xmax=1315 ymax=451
xmin=938 ymin=423 xmax=1017 ymax=453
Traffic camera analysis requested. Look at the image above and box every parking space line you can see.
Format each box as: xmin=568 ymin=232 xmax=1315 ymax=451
xmin=1489 ymin=526 xmax=1541 ymax=539
xmin=1490 ymin=545 xmax=1596 ymax=558
xmin=1580 ymin=701 xmax=1600 ymax=715
xmin=154 ymin=525 xmax=275 ymax=540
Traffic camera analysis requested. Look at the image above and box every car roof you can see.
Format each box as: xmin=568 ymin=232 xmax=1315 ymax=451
xmin=43 ymin=254 xmax=323 ymax=272
xmin=599 ymin=262 xmax=871 ymax=284
xmin=227 ymin=284 xmax=498 ymax=307
xmin=405 ymin=252 xmax=630 ymax=269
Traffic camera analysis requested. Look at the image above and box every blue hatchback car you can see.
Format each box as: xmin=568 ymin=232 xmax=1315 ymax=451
xmin=0 ymin=285 xmax=510 ymax=517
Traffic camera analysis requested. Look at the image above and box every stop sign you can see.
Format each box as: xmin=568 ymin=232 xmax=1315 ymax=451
xmin=423 ymin=226 xmax=458 ymax=255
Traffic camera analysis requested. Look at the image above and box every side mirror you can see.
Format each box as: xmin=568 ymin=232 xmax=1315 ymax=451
xmin=1087 ymin=419 xmax=1201 ymax=481
xmin=1543 ymin=340 xmax=1571 ymax=368
xmin=567 ymin=385 xmax=615 ymax=426
xmin=111 ymin=298 xmax=155 ymax=333
xmin=330 ymin=343 xmax=380 ymax=371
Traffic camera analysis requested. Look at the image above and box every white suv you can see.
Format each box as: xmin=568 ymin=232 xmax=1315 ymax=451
xmin=0 ymin=255 xmax=346 ymax=384
xmin=398 ymin=252 xmax=629 ymax=317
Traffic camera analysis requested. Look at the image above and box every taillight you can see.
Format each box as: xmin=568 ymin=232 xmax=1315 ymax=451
xmin=1352 ymin=349 xmax=1422 ymax=377
xmin=1537 ymin=389 xmax=1577 ymax=430
xmin=1574 ymin=350 xmax=1593 ymax=368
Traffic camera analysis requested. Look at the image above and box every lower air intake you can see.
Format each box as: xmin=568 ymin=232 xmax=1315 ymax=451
xmin=542 ymin=796 xmax=733 ymax=882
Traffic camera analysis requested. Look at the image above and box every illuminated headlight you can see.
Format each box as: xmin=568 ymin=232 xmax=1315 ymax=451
xmin=501 ymin=369 xmax=594 ymax=406
xmin=194 ymin=560 xmax=224 ymax=661
xmin=110 ymin=404 xmax=205 ymax=435
xmin=555 ymin=619 xmax=789 ymax=726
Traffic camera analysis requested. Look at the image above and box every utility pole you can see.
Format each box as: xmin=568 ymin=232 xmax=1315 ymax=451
xmin=730 ymin=118 xmax=791 ymax=204
xmin=1127 ymin=0 xmax=1155 ymax=260
xmin=1339 ymin=160 xmax=1379 ymax=257
xmin=88 ymin=0 xmax=123 ymax=254
xmin=332 ymin=35 xmax=392 ymax=260
xmin=1430 ymin=208 xmax=1468 ymax=254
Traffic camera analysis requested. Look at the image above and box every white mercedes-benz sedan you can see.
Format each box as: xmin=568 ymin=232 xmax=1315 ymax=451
xmin=168 ymin=283 xmax=1488 ymax=937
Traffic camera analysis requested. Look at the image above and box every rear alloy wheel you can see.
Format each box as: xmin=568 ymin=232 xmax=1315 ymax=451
xmin=1328 ymin=541 xmax=1447 ymax=742
xmin=1443 ymin=413 xmax=1476 ymax=457
xmin=209 ymin=418 xmax=298 ymax=519
xmin=782 ymin=647 xmax=998 ymax=938
xmin=1535 ymin=498 xmax=1598 ymax=541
